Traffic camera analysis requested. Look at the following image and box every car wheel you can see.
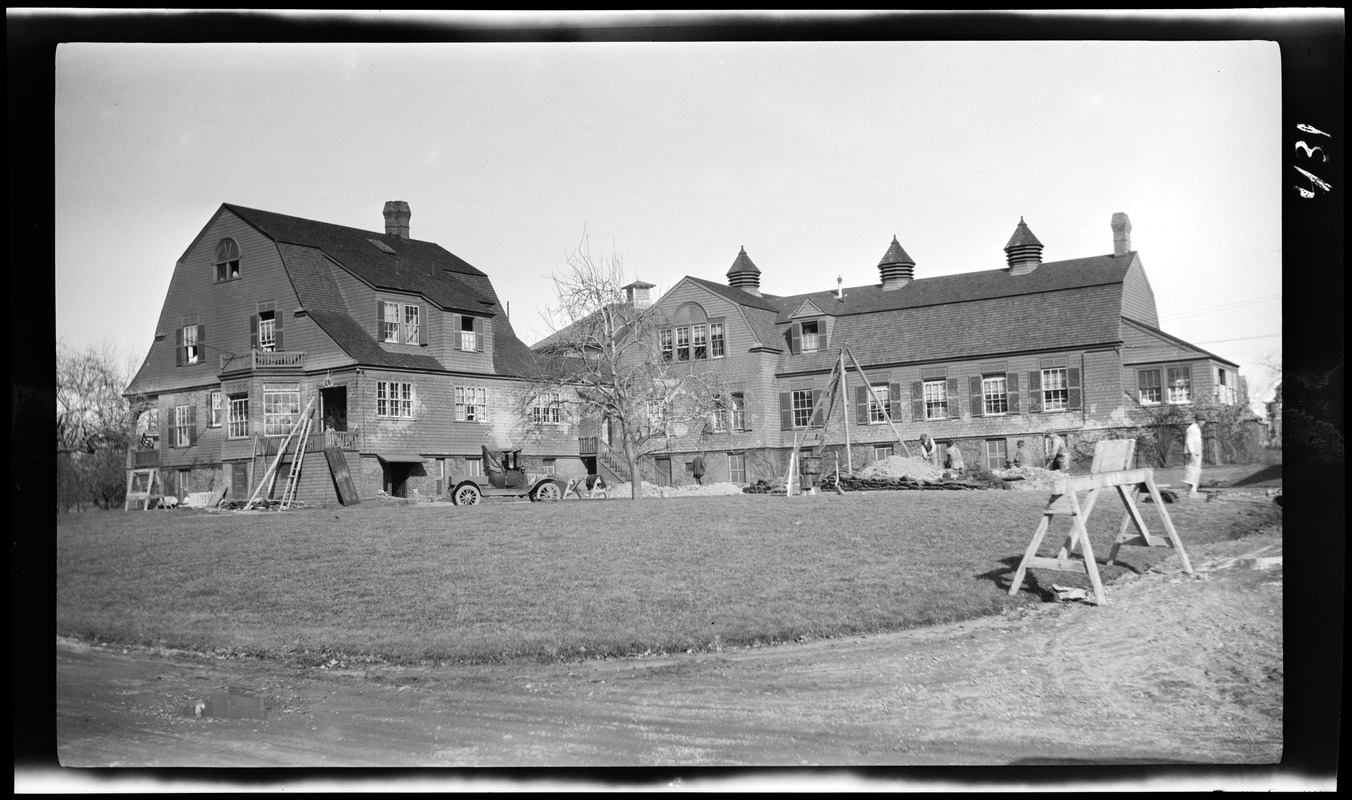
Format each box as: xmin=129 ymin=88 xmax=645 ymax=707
xmin=452 ymin=483 xmax=482 ymax=506
xmin=531 ymin=481 xmax=562 ymax=502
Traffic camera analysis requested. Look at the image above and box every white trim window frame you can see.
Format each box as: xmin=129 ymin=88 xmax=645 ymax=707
xmin=982 ymin=375 xmax=1009 ymax=416
xmin=1138 ymin=367 xmax=1162 ymax=405
xmin=181 ymin=324 xmax=200 ymax=365
xmin=531 ymin=392 xmax=562 ymax=425
xmin=262 ymin=383 xmax=301 ymax=436
xmin=1041 ymin=368 xmax=1069 ymax=411
xmin=873 ymin=444 xmax=894 ymax=461
xmin=800 ymin=320 xmax=820 ymax=353
xmin=710 ymin=322 xmax=725 ymax=358
xmin=227 ymin=395 xmax=249 ymax=439
xmin=172 ymin=404 xmax=192 ymax=448
xmin=377 ymin=381 xmax=414 ymax=419
xmin=869 ymin=383 xmax=891 ymax=423
xmin=923 ymin=379 xmax=948 ymax=420
xmin=791 ymin=389 xmax=813 ymax=429
xmin=257 ymin=310 xmax=277 ymax=352
xmin=455 ymin=386 xmax=488 ymax=422
xmin=1167 ymin=366 xmax=1192 ymax=404
xmin=403 ymin=305 xmax=421 ymax=346
xmin=381 ymin=301 xmax=402 ymax=343
xmin=675 ymin=326 xmax=690 ymax=361
xmin=660 ymin=328 xmax=673 ymax=362
xmin=209 ymin=390 xmax=223 ymax=427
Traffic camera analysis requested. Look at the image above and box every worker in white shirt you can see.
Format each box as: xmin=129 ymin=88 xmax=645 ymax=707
xmin=1183 ymin=414 xmax=1204 ymax=499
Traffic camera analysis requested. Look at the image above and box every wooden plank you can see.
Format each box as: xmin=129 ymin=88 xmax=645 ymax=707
xmin=1144 ymin=474 xmax=1192 ymax=575
xmin=1009 ymin=515 xmax=1052 ymax=596
xmin=324 ymin=446 xmax=360 ymax=506
xmin=1055 ymin=468 xmax=1153 ymax=494
xmin=1069 ymin=491 xmax=1107 ymax=605
xmin=1027 ymin=556 xmax=1090 ymax=574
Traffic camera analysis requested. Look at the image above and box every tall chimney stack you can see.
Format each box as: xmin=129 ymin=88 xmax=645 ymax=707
xmin=1111 ymin=212 xmax=1132 ymax=256
xmin=383 ymin=201 xmax=411 ymax=239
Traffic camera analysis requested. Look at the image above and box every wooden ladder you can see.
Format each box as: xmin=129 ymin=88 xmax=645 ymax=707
xmin=1008 ymin=439 xmax=1192 ymax=605
xmin=278 ymin=409 xmax=314 ymax=510
xmin=123 ymin=468 xmax=163 ymax=511
xmin=241 ymin=396 xmax=317 ymax=511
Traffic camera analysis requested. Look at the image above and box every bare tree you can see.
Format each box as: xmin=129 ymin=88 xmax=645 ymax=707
xmin=522 ymin=230 xmax=722 ymax=499
xmin=56 ymin=340 xmax=143 ymax=510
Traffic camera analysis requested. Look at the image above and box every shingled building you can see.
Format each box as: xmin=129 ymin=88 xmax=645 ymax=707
xmin=582 ymin=213 xmax=1244 ymax=486
xmin=124 ymin=202 xmax=581 ymax=504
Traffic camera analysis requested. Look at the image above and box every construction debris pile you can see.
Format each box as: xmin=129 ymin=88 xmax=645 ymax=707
xmin=853 ymin=455 xmax=946 ymax=482
xmin=991 ymin=466 xmax=1065 ymax=491
xmin=634 ymin=481 xmax=747 ymax=498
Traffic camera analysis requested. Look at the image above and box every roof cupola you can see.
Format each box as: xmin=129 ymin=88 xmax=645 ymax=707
xmin=877 ymin=235 xmax=916 ymax=290
xmin=726 ymin=246 xmax=762 ymax=297
xmin=1004 ymin=217 xmax=1043 ymax=275
xmin=622 ymin=280 xmax=656 ymax=309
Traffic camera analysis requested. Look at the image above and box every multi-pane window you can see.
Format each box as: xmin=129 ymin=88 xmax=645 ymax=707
xmin=982 ymin=375 xmax=1009 ymax=415
xmin=458 ymin=314 xmax=477 ymax=351
xmin=869 ymin=384 xmax=891 ymax=423
xmin=730 ymin=392 xmax=746 ymax=431
xmin=923 ymin=379 xmax=948 ymax=420
xmin=1138 ymin=368 xmax=1162 ymax=405
xmin=1215 ymin=368 xmax=1237 ymax=405
xmin=714 ymin=392 xmax=746 ymax=432
xmin=263 ymin=384 xmax=301 ymax=436
xmin=710 ymin=322 xmax=725 ymax=358
xmin=1167 ymin=366 xmax=1192 ymax=404
xmin=985 ymin=439 xmax=1008 ymax=471
xmin=727 ymin=453 xmax=746 ymax=484
xmin=1041 ymin=368 xmax=1069 ymax=411
xmin=660 ymin=329 xmax=673 ymax=362
xmin=531 ymin=392 xmax=562 ymax=425
xmin=873 ymin=445 xmax=894 ymax=461
xmin=791 ymin=389 xmax=814 ymax=428
xmin=692 ymin=324 xmax=708 ymax=360
xmin=136 ymin=407 xmax=160 ymax=447
xmin=172 ymin=404 xmax=193 ymax=448
xmin=542 ymin=458 xmax=556 ymax=475
xmin=214 ymin=239 xmax=240 ymax=282
xmin=676 ymin=327 xmax=690 ymax=361
xmin=227 ymin=395 xmax=249 ymax=439
xmin=181 ymin=324 xmax=200 ymax=365
xmin=257 ymin=310 xmax=277 ymax=352
xmin=455 ymin=386 xmax=488 ymax=422
xmin=713 ymin=395 xmax=730 ymax=432
xmin=209 ymin=390 xmax=222 ymax=427
xmin=377 ymin=381 xmax=414 ymax=418
xmin=465 ymin=458 xmax=482 ymax=477
xmin=382 ymin=301 xmax=402 ymax=343
xmin=800 ymin=320 xmax=820 ymax=352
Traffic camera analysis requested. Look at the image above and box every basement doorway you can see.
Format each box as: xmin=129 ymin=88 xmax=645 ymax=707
xmin=377 ymin=453 xmax=424 ymax=498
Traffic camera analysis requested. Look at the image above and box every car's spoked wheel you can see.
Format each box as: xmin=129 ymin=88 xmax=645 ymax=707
xmin=453 ymin=484 xmax=482 ymax=506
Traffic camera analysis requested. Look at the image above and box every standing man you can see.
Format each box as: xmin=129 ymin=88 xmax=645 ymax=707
xmin=1011 ymin=439 xmax=1035 ymax=469
xmin=1183 ymin=413 xmax=1204 ymax=499
xmin=1045 ymin=430 xmax=1069 ymax=472
xmin=918 ymin=433 xmax=937 ymax=466
xmin=945 ymin=442 xmax=966 ymax=478
xmin=691 ymin=453 xmax=706 ymax=486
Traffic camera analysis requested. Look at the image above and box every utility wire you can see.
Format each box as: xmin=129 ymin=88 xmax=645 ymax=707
xmin=1159 ymin=293 xmax=1282 ymax=322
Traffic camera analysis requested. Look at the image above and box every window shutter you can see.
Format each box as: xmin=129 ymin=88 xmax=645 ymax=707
xmin=175 ymin=328 xmax=184 ymax=366
xmin=910 ymin=381 xmax=924 ymax=422
xmin=889 ymin=382 xmax=902 ymax=422
xmin=1028 ymin=371 xmax=1042 ymax=413
xmin=810 ymin=389 xmax=824 ymax=426
xmin=946 ymin=377 xmax=961 ymax=418
xmin=788 ymin=325 xmax=800 ymax=355
xmin=249 ymin=315 xmax=259 ymax=352
xmin=377 ymin=301 xmax=386 ymax=340
xmin=1006 ymin=372 xmax=1020 ymax=414
xmin=198 ymin=324 xmax=207 ymax=359
xmin=419 ymin=307 xmax=430 ymax=347
xmin=820 ymin=320 xmax=829 ymax=351
xmin=855 ymin=385 xmax=869 ymax=425
xmin=779 ymin=392 xmax=793 ymax=430
xmin=274 ymin=312 xmax=283 ymax=350
xmin=1067 ymin=366 xmax=1082 ymax=410
xmin=187 ymin=404 xmax=197 ymax=446
xmin=452 ymin=314 xmax=462 ymax=350
xmin=473 ymin=316 xmax=484 ymax=352
xmin=969 ymin=376 xmax=984 ymax=418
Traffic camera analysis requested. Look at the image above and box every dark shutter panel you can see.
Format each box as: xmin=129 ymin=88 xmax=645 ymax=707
xmin=787 ymin=325 xmax=800 ymax=355
xmin=779 ymin=392 xmax=793 ymax=430
xmin=452 ymin=314 xmax=462 ymax=350
xmin=969 ymin=376 xmax=984 ymax=418
xmin=810 ymin=390 xmax=823 ymax=427
xmin=946 ymin=377 xmax=961 ymax=419
xmin=1007 ymin=372 xmax=1020 ymax=414
xmin=187 ymin=404 xmax=197 ymax=446
xmin=249 ymin=315 xmax=259 ymax=352
xmin=1028 ymin=371 xmax=1042 ymax=413
xmin=741 ymin=392 xmax=752 ymax=431
xmin=1067 ymin=366 xmax=1082 ymax=411
xmin=198 ymin=325 xmax=206 ymax=361
xmin=473 ymin=316 xmax=484 ymax=352
xmin=377 ymin=301 xmax=386 ymax=340
xmin=420 ymin=307 xmax=430 ymax=347
xmin=273 ymin=312 xmax=283 ymax=350
xmin=855 ymin=385 xmax=869 ymax=425
xmin=175 ymin=328 xmax=184 ymax=366
xmin=911 ymin=381 xmax=924 ymax=422
xmin=821 ymin=321 xmax=829 ymax=351
xmin=889 ymin=382 xmax=903 ymax=422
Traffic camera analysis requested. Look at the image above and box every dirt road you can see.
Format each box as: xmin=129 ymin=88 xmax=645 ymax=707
xmin=54 ymin=518 xmax=1282 ymax=774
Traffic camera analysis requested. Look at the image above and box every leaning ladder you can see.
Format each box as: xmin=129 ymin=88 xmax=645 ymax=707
xmin=278 ymin=409 xmax=314 ymax=510
xmin=241 ymin=396 xmax=317 ymax=511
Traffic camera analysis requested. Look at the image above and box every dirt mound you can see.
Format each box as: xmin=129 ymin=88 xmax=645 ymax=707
xmin=993 ymin=466 xmax=1065 ymax=491
xmin=853 ymin=455 xmax=945 ymax=483
xmin=594 ymin=481 xmax=748 ymax=499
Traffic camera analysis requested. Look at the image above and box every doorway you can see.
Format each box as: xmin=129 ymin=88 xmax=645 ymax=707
xmin=655 ymin=456 xmax=672 ymax=487
xmin=321 ymin=385 xmax=348 ymax=432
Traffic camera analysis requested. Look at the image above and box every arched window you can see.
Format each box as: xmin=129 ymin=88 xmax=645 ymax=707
xmin=215 ymin=239 xmax=241 ymax=282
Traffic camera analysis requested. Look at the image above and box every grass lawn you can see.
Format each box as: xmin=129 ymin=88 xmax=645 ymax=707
xmin=56 ymin=490 xmax=1280 ymax=664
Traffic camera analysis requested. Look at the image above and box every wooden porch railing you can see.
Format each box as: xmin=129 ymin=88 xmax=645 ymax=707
xmin=219 ymin=349 xmax=307 ymax=372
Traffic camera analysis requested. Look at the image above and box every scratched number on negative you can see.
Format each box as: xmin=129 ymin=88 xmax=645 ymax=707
xmin=1294 ymin=123 xmax=1333 ymax=198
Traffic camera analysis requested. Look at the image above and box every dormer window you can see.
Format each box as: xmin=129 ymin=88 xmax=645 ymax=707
xmin=459 ymin=315 xmax=477 ymax=351
xmin=800 ymin=320 xmax=821 ymax=352
xmin=215 ymin=239 xmax=241 ymax=282
xmin=257 ymin=309 xmax=277 ymax=352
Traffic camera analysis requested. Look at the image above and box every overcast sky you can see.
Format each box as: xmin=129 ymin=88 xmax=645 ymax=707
xmin=54 ymin=20 xmax=1286 ymax=412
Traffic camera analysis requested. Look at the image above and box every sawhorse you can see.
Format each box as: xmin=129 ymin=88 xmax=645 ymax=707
xmin=1008 ymin=440 xmax=1192 ymax=605
xmin=123 ymin=468 xmax=163 ymax=511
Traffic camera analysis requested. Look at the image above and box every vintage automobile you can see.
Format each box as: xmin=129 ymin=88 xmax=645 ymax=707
xmin=449 ymin=445 xmax=569 ymax=505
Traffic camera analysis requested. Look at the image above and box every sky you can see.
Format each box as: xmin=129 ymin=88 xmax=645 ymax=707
xmin=53 ymin=14 xmax=1288 ymax=415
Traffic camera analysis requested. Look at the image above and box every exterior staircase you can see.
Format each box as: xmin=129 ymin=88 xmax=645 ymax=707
xmin=580 ymin=437 xmax=633 ymax=486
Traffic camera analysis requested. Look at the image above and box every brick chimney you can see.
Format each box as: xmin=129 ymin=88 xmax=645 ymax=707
xmin=726 ymin=246 xmax=762 ymax=297
xmin=1111 ymin=212 xmax=1132 ymax=256
xmin=383 ymin=201 xmax=411 ymax=239
xmin=877 ymin=235 xmax=916 ymax=290
xmin=1004 ymin=217 xmax=1044 ymax=275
